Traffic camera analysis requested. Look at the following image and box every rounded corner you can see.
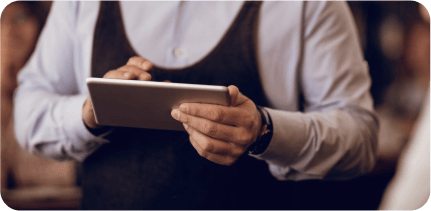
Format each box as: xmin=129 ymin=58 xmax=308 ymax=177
xmin=0 ymin=191 xmax=19 ymax=211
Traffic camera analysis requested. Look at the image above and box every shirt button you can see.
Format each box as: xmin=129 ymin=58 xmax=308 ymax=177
xmin=173 ymin=48 xmax=184 ymax=57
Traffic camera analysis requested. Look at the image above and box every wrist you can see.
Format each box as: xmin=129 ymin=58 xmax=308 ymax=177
xmin=248 ymin=106 xmax=273 ymax=155
xmin=84 ymin=122 xmax=112 ymax=136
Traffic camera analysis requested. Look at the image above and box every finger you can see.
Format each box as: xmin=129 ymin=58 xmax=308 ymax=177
xmin=103 ymin=69 xmax=135 ymax=80
xmin=179 ymin=103 xmax=245 ymax=126
xmin=188 ymin=133 xmax=239 ymax=166
xmin=184 ymin=123 xmax=242 ymax=155
xmin=126 ymin=56 xmax=153 ymax=71
xmin=82 ymin=97 xmax=100 ymax=129
xmin=117 ymin=65 xmax=152 ymax=81
xmin=172 ymin=109 xmax=244 ymax=142
xmin=228 ymin=85 xmax=249 ymax=107
xmin=103 ymin=67 xmax=151 ymax=81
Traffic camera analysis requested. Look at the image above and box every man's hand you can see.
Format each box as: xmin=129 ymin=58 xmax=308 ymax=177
xmin=83 ymin=56 xmax=153 ymax=129
xmin=171 ymin=85 xmax=262 ymax=166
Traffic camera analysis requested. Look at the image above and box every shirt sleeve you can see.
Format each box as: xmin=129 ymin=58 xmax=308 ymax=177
xmin=13 ymin=1 xmax=108 ymax=162
xmin=251 ymin=1 xmax=379 ymax=180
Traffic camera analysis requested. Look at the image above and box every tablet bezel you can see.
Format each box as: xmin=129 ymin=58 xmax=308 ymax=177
xmin=86 ymin=77 xmax=230 ymax=131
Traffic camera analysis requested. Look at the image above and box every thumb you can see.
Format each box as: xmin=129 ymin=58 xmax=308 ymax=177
xmin=228 ymin=85 xmax=249 ymax=107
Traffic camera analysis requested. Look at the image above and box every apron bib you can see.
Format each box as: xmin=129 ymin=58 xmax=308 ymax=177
xmin=81 ymin=1 xmax=289 ymax=209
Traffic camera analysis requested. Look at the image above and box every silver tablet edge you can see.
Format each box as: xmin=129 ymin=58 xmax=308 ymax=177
xmin=86 ymin=77 xmax=229 ymax=93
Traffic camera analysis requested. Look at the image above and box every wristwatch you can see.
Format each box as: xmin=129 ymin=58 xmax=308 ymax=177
xmin=248 ymin=106 xmax=273 ymax=155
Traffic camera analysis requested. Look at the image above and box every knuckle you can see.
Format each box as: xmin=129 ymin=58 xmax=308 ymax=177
xmin=244 ymin=133 xmax=253 ymax=143
xmin=237 ymin=137 xmax=247 ymax=146
xmin=203 ymin=123 xmax=217 ymax=136
xmin=180 ymin=104 xmax=192 ymax=115
xmin=201 ymin=139 xmax=214 ymax=153
xmin=238 ymin=131 xmax=252 ymax=145
xmin=224 ymin=157 xmax=236 ymax=166
xmin=232 ymin=146 xmax=245 ymax=157
xmin=177 ymin=111 xmax=187 ymax=123
xmin=211 ymin=109 xmax=224 ymax=122
xmin=127 ymin=56 xmax=152 ymax=70
xmin=198 ymin=149 xmax=208 ymax=158
xmin=244 ymin=114 xmax=255 ymax=128
xmin=191 ymin=104 xmax=201 ymax=116
xmin=183 ymin=114 xmax=191 ymax=124
xmin=140 ymin=73 xmax=151 ymax=81
xmin=186 ymin=124 xmax=194 ymax=135
xmin=127 ymin=56 xmax=140 ymax=64
xmin=142 ymin=60 xmax=153 ymax=70
xmin=120 ymin=65 xmax=132 ymax=71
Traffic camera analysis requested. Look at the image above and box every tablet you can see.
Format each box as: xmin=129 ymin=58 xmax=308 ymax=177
xmin=86 ymin=77 xmax=230 ymax=131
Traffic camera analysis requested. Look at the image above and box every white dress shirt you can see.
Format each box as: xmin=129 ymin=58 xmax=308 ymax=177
xmin=14 ymin=1 xmax=378 ymax=181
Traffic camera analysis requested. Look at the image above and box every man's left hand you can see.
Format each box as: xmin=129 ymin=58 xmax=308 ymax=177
xmin=171 ymin=85 xmax=262 ymax=166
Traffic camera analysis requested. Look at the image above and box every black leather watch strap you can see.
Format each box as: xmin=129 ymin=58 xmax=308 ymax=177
xmin=248 ymin=106 xmax=273 ymax=155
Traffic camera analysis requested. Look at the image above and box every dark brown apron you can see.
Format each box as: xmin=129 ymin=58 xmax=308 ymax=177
xmin=81 ymin=1 xmax=290 ymax=209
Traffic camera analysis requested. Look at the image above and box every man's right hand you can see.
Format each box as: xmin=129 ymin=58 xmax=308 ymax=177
xmin=82 ymin=56 xmax=153 ymax=130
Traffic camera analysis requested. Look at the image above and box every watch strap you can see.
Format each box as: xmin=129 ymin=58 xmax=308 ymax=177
xmin=248 ymin=106 xmax=273 ymax=155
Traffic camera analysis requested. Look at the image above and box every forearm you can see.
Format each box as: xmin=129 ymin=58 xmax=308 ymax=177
xmin=12 ymin=1 xmax=110 ymax=161
xmin=251 ymin=106 xmax=378 ymax=180
xmin=251 ymin=1 xmax=378 ymax=181
xmin=14 ymin=88 xmax=109 ymax=161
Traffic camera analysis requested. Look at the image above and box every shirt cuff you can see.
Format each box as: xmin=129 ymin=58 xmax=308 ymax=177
xmin=249 ymin=107 xmax=308 ymax=167
xmin=61 ymin=95 xmax=109 ymax=161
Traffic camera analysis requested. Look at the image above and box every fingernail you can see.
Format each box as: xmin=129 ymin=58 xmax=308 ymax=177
xmin=179 ymin=104 xmax=189 ymax=113
xmin=171 ymin=109 xmax=179 ymax=120
xmin=123 ymin=72 xmax=131 ymax=78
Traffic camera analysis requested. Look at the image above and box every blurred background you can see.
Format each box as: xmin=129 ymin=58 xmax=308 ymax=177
xmin=1 ymin=1 xmax=79 ymax=209
xmin=1 ymin=1 xmax=429 ymax=210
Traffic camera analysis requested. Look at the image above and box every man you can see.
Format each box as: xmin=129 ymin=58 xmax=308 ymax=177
xmin=14 ymin=1 xmax=378 ymax=209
